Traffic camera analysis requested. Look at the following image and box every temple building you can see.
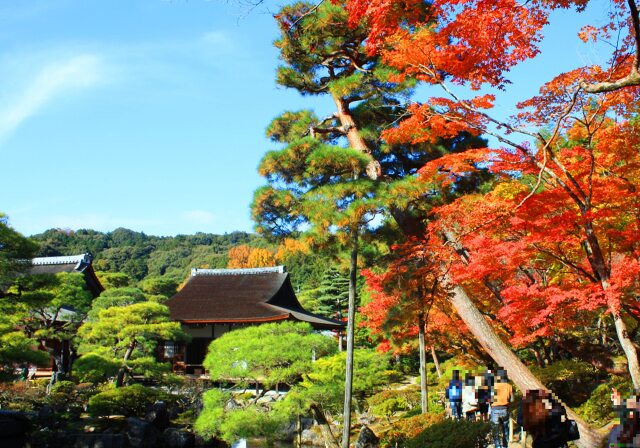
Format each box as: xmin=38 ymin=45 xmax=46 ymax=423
xmin=29 ymin=254 xmax=104 ymax=297
xmin=165 ymin=266 xmax=343 ymax=374
xmin=28 ymin=254 xmax=104 ymax=374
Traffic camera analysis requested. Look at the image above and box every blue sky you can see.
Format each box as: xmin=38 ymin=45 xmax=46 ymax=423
xmin=0 ymin=0 xmax=611 ymax=237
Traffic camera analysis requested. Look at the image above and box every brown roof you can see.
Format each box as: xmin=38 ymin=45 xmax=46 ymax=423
xmin=167 ymin=266 xmax=343 ymax=330
xmin=29 ymin=254 xmax=104 ymax=297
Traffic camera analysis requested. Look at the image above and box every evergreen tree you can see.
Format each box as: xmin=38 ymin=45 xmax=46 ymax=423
xmin=76 ymin=299 xmax=187 ymax=386
xmin=252 ymin=2 xmax=484 ymax=443
xmin=310 ymin=267 xmax=350 ymax=319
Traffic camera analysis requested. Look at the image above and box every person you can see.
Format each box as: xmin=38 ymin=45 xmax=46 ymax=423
xmin=462 ymin=373 xmax=477 ymax=421
xmin=608 ymin=389 xmax=640 ymax=447
xmin=27 ymin=364 xmax=37 ymax=380
xmin=519 ymin=389 xmax=575 ymax=448
xmin=17 ymin=364 xmax=28 ymax=381
xmin=476 ymin=374 xmax=491 ymax=421
xmin=445 ymin=369 xmax=463 ymax=419
xmin=490 ymin=369 xmax=514 ymax=448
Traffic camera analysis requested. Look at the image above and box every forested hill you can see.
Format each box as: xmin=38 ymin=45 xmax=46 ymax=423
xmin=29 ymin=228 xmax=336 ymax=308
xmin=31 ymin=228 xmax=263 ymax=283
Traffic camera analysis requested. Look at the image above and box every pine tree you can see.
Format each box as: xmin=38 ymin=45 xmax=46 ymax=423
xmin=253 ymin=2 xmax=485 ymax=444
xmin=312 ymin=267 xmax=350 ymax=319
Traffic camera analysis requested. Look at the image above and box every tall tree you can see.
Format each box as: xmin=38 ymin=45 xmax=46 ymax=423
xmin=343 ymin=2 xmax=640 ymax=446
xmin=255 ymin=2 xmax=486 ymax=443
xmin=308 ymin=267 xmax=350 ymax=319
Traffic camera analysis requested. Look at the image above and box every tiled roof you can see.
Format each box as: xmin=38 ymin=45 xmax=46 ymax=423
xmin=28 ymin=253 xmax=104 ymax=297
xmin=167 ymin=267 xmax=343 ymax=330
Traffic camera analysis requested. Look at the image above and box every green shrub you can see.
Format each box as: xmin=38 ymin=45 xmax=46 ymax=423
xmin=0 ymin=381 xmax=45 ymax=412
xmin=380 ymin=412 xmax=445 ymax=447
xmin=404 ymin=418 xmax=492 ymax=448
xmin=87 ymin=384 xmax=166 ymax=417
xmin=578 ymin=375 xmax=633 ymax=426
xmin=368 ymin=388 xmax=421 ymax=419
xmin=73 ymin=353 xmax=119 ymax=383
xmin=531 ymin=360 xmax=604 ymax=407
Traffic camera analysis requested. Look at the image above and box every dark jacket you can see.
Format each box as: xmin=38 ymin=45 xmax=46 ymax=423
xmin=518 ymin=399 xmax=569 ymax=448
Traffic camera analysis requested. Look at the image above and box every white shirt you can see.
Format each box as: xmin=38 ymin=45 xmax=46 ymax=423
xmin=462 ymin=385 xmax=477 ymax=413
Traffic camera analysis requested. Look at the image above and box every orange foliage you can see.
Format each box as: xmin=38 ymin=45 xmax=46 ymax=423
xmin=227 ymin=245 xmax=277 ymax=269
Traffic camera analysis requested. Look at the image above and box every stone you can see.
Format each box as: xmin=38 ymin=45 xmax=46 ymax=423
xmin=301 ymin=428 xmax=321 ymax=446
xmin=162 ymin=428 xmax=196 ymax=448
xmin=37 ymin=404 xmax=57 ymax=429
xmin=0 ymin=410 xmax=31 ymax=438
xmin=73 ymin=433 xmax=126 ymax=448
xmin=256 ymin=396 xmax=276 ymax=405
xmin=145 ymin=400 xmax=170 ymax=431
xmin=355 ymin=425 xmax=379 ymax=448
xmin=127 ymin=417 xmax=161 ymax=448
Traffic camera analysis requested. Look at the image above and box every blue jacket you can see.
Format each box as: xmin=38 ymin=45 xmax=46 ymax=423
xmin=445 ymin=379 xmax=463 ymax=402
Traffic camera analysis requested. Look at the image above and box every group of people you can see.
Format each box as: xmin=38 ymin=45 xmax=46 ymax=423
xmin=609 ymin=388 xmax=640 ymax=447
xmin=445 ymin=368 xmax=580 ymax=448
xmin=445 ymin=368 xmax=514 ymax=448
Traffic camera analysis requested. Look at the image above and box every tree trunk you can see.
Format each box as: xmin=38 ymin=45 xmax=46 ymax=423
xmin=41 ymin=340 xmax=65 ymax=389
xmin=311 ymin=404 xmax=340 ymax=448
xmin=418 ymin=314 xmax=428 ymax=413
xmin=431 ymin=346 xmax=442 ymax=378
xmin=296 ymin=414 xmax=302 ymax=448
xmin=447 ymin=279 xmax=606 ymax=448
xmin=116 ymin=340 xmax=136 ymax=388
xmin=611 ymin=306 xmax=640 ymax=389
xmin=341 ymin=230 xmax=358 ymax=448
xmin=582 ymin=219 xmax=640 ymax=387
xmin=331 ymin=94 xmax=381 ymax=180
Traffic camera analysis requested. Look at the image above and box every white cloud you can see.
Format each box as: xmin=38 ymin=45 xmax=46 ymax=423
xmin=181 ymin=210 xmax=217 ymax=225
xmin=0 ymin=54 xmax=106 ymax=143
xmin=199 ymin=30 xmax=237 ymax=58
xmin=201 ymin=30 xmax=233 ymax=47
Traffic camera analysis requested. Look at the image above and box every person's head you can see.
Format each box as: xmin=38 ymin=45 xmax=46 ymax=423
xmin=475 ymin=375 xmax=485 ymax=387
xmin=452 ymin=370 xmax=460 ymax=381
xmin=465 ymin=373 xmax=474 ymax=386
xmin=521 ymin=390 xmax=549 ymax=435
xmin=496 ymin=368 xmax=508 ymax=383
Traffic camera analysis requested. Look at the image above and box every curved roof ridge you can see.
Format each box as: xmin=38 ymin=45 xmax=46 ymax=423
xmin=32 ymin=254 xmax=91 ymax=266
xmin=191 ymin=266 xmax=286 ymax=276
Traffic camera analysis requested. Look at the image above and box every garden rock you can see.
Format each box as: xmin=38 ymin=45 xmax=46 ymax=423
xmin=0 ymin=410 xmax=30 ymax=448
xmin=256 ymin=395 xmax=276 ymax=405
xmin=37 ymin=404 xmax=57 ymax=428
xmin=73 ymin=433 xmax=126 ymax=448
xmin=162 ymin=428 xmax=195 ymax=448
xmin=301 ymin=428 xmax=322 ymax=445
xmin=127 ymin=417 xmax=160 ymax=448
xmin=355 ymin=425 xmax=379 ymax=448
xmin=145 ymin=400 xmax=170 ymax=430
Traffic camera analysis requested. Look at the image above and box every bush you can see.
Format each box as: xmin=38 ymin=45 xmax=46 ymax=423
xmin=578 ymin=375 xmax=633 ymax=426
xmin=380 ymin=412 xmax=445 ymax=447
xmin=398 ymin=418 xmax=492 ymax=448
xmin=531 ymin=360 xmax=603 ymax=407
xmin=368 ymin=388 xmax=420 ymax=418
xmin=73 ymin=353 xmax=119 ymax=383
xmin=0 ymin=381 xmax=46 ymax=412
xmin=87 ymin=384 xmax=167 ymax=417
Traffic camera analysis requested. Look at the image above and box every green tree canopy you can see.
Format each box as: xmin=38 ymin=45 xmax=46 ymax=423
xmin=76 ymin=300 xmax=188 ymax=386
xmin=203 ymin=321 xmax=336 ymax=389
xmin=0 ymin=214 xmax=38 ymax=292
